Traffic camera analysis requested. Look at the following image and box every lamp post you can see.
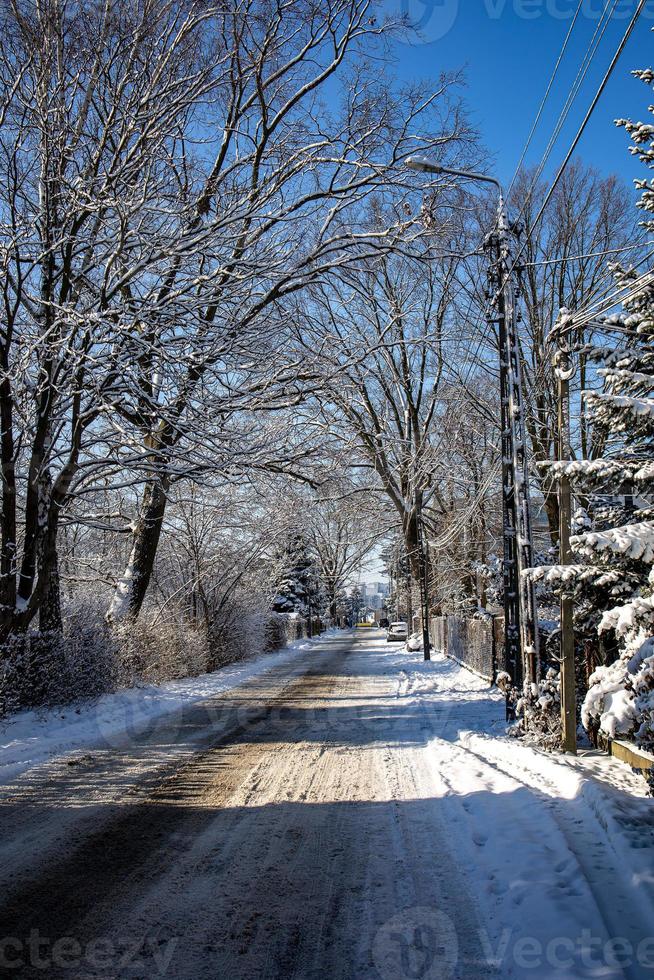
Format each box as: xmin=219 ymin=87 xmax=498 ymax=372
xmin=406 ymin=156 xmax=539 ymax=688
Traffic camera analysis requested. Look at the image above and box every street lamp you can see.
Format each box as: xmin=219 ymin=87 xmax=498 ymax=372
xmin=406 ymin=155 xmax=539 ymax=691
xmin=406 ymin=157 xmax=503 ymax=193
xmin=406 ymin=156 xmax=507 ymax=229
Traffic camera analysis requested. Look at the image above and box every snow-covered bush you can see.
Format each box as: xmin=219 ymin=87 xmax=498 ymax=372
xmin=511 ymin=670 xmax=563 ymax=751
xmin=633 ymin=647 xmax=654 ymax=753
xmin=0 ymin=480 xmax=316 ymax=717
xmin=264 ymin=614 xmax=291 ymax=652
xmin=0 ymin=624 xmax=119 ymax=716
xmin=582 ymin=623 xmax=654 ymax=752
xmin=0 ymin=604 xmax=308 ymax=718
xmin=208 ymin=603 xmax=276 ymax=670
xmin=473 ymin=555 xmax=504 ymax=611
xmin=113 ymin=619 xmax=211 ymax=686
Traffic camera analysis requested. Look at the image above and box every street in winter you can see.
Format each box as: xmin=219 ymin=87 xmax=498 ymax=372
xmin=2 ymin=630 xmax=653 ymax=979
xmin=2 ymin=0 xmax=654 ymax=978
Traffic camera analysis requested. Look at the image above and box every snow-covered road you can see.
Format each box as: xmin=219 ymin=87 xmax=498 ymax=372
xmin=0 ymin=631 xmax=652 ymax=979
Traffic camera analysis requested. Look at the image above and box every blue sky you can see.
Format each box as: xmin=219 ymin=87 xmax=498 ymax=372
xmin=362 ymin=4 xmax=653 ymax=581
xmin=384 ymin=1 xmax=654 ymax=191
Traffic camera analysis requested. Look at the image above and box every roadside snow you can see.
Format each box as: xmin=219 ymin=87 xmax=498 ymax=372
xmin=4 ymin=630 xmax=653 ymax=977
xmin=374 ymin=639 xmax=654 ymax=980
xmin=0 ymin=632 xmax=334 ymax=786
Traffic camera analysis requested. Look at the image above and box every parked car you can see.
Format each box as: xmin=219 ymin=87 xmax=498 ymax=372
xmin=386 ymin=622 xmax=408 ymax=643
xmin=379 ymin=618 xmax=389 ymax=629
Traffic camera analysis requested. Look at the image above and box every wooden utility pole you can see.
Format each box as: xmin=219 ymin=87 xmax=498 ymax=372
xmin=554 ymin=342 xmax=577 ymax=754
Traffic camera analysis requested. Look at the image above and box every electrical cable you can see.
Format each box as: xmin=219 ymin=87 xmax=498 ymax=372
xmin=519 ymin=0 xmax=647 ymax=260
xmin=523 ymin=240 xmax=654 ymax=268
xmin=507 ymin=0 xmax=586 ymax=197
xmin=511 ymin=0 xmax=619 ymax=231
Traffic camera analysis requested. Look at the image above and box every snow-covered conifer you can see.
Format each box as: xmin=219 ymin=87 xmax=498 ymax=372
xmin=542 ymin=63 xmax=654 ymax=752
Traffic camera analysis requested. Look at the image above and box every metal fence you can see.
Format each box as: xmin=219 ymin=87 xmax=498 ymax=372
xmin=430 ymin=614 xmax=506 ymax=684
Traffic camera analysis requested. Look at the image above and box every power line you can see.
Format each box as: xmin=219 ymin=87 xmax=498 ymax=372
xmin=482 ymin=3 xmax=644 ymax=421
xmin=507 ymin=0 xmax=586 ymax=197
xmin=525 ymin=0 xmax=648 ymax=251
xmin=523 ymin=240 xmax=654 ymax=268
xmin=511 ymin=0 xmax=619 ymax=229
xmin=565 ymin=248 xmax=654 ymax=327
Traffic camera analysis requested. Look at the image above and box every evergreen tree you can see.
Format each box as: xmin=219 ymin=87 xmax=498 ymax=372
xmin=272 ymin=535 xmax=323 ymax=616
xmin=532 ymin=64 xmax=654 ymax=754
xmin=346 ymin=587 xmax=364 ymax=626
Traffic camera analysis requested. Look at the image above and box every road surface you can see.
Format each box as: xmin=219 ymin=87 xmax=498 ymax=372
xmin=0 ymin=631 xmax=492 ymax=979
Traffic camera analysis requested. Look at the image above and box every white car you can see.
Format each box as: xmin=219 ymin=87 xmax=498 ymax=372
xmin=386 ymin=622 xmax=408 ymax=643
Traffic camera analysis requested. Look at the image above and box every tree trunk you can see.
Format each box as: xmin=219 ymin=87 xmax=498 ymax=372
xmin=39 ymin=539 xmax=62 ymax=633
xmin=403 ymin=509 xmax=421 ymax=582
xmin=328 ymin=582 xmax=338 ymax=624
xmin=106 ymin=476 xmax=169 ymax=623
xmin=0 ymin=374 xmax=17 ymax=617
xmin=37 ymin=468 xmax=63 ymax=634
xmin=0 ymin=465 xmax=64 ymax=645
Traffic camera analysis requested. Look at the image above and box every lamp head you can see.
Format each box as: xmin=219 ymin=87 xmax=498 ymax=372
xmin=405 ymin=155 xmax=443 ymax=175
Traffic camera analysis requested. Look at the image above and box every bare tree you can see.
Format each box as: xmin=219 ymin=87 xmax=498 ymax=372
xmin=424 ymin=383 xmax=501 ymax=613
xmin=513 ymin=162 xmax=637 ymax=542
xmin=295 ymin=240 xmax=480 ymax=609
xmin=431 ymin=163 xmax=639 ymax=555
xmin=0 ymin=0 xmax=219 ymax=642
xmin=0 ymin=0 xmax=468 ymax=642
xmin=303 ymin=482 xmax=384 ymax=621
xmin=102 ymin=1 xmax=471 ymax=622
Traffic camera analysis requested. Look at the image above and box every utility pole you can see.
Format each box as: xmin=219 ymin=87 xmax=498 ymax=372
xmin=554 ymin=340 xmax=577 ymax=754
xmin=406 ymin=156 xmax=539 ymax=686
xmin=484 ymin=204 xmax=539 ymax=687
xmin=485 ymin=222 xmax=522 ymax=688
xmin=508 ymin=283 xmax=540 ymax=685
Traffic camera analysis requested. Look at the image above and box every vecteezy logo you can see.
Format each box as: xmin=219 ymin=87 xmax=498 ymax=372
xmin=372 ymin=907 xmax=458 ymax=980
xmin=381 ymin=0 xmax=459 ymax=43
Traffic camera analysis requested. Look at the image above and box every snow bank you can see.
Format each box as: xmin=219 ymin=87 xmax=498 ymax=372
xmin=0 ymin=631 xmax=337 ymax=785
xmin=364 ymin=637 xmax=654 ymax=978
